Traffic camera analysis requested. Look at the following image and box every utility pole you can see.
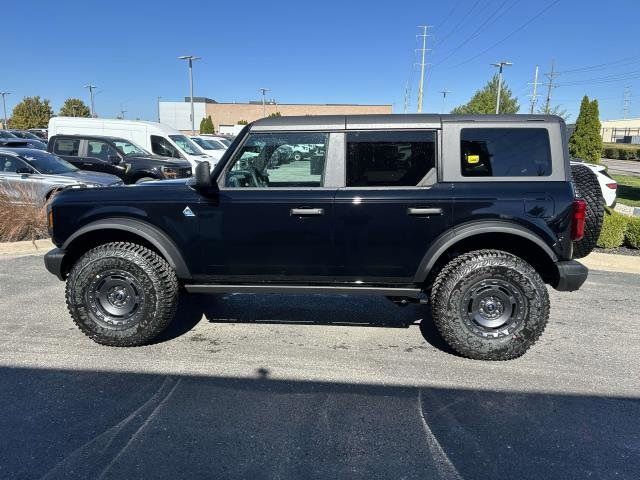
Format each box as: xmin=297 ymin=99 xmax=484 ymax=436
xmin=416 ymin=25 xmax=432 ymax=113
xmin=402 ymin=79 xmax=412 ymax=113
xmin=84 ymin=84 xmax=96 ymax=117
xmin=543 ymin=60 xmax=560 ymax=114
xmin=119 ymin=105 xmax=127 ymax=120
xmin=622 ymin=86 xmax=631 ymax=119
xmin=259 ymin=88 xmax=270 ymax=117
xmin=528 ymin=65 xmax=542 ymax=114
xmin=178 ymin=55 xmax=201 ymax=135
xmin=491 ymin=61 xmax=512 ymax=114
xmin=440 ymin=89 xmax=452 ymax=113
xmin=157 ymin=96 xmax=162 ymax=123
xmin=0 ymin=92 xmax=10 ymax=129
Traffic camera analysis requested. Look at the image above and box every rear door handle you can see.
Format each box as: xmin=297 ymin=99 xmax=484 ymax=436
xmin=407 ymin=207 xmax=443 ymax=216
xmin=290 ymin=208 xmax=324 ymax=216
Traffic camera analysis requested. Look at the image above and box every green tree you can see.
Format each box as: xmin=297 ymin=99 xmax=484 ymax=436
xmin=569 ymin=96 xmax=603 ymax=164
xmin=268 ymin=111 xmax=281 ymax=117
xmin=538 ymin=104 xmax=571 ymax=121
xmin=451 ymin=74 xmax=519 ymax=114
xmin=237 ymin=120 xmax=248 ymax=125
xmin=200 ymin=115 xmax=214 ymax=134
xmin=10 ymin=96 xmax=53 ymax=129
xmin=59 ymin=98 xmax=91 ymax=117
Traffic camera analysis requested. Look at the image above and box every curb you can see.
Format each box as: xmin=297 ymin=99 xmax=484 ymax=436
xmin=1 ymin=239 xmax=639 ymax=275
xmin=0 ymin=239 xmax=54 ymax=256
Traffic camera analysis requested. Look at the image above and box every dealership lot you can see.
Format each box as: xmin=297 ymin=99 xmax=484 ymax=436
xmin=0 ymin=253 xmax=639 ymax=479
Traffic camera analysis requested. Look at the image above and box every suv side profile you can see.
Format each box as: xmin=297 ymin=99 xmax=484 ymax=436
xmin=47 ymin=135 xmax=192 ymax=184
xmin=44 ymin=114 xmax=590 ymax=360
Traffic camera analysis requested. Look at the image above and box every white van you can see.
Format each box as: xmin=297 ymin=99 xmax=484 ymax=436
xmin=48 ymin=117 xmax=213 ymax=170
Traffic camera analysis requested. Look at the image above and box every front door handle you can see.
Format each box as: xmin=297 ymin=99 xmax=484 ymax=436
xmin=290 ymin=208 xmax=324 ymax=216
xmin=407 ymin=207 xmax=443 ymax=216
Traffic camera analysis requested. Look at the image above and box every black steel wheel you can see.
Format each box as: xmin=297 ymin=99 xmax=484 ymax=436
xmin=430 ymin=249 xmax=549 ymax=360
xmin=66 ymin=242 xmax=179 ymax=346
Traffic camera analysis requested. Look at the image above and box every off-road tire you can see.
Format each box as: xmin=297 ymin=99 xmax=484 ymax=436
xmin=571 ymin=164 xmax=605 ymax=259
xmin=65 ymin=242 xmax=179 ymax=346
xmin=430 ymin=249 xmax=549 ymax=360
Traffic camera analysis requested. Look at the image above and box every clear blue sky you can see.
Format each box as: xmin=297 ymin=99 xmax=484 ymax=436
xmin=4 ymin=0 xmax=639 ymax=122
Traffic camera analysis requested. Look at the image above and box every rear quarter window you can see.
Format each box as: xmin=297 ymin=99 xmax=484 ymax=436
xmin=461 ymin=128 xmax=551 ymax=177
xmin=53 ymin=138 xmax=80 ymax=157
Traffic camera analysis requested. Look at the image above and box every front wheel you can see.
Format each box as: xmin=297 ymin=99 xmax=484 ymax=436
xmin=65 ymin=242 xmax=179 ymax=346
xmin=430 ymin=250 xmax=549 ymax=360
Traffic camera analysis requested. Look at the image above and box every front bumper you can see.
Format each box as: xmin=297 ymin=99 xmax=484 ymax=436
xmin=44 ymin=248 xmax=66 ymax=281
xmin=554 ymin=260 xmax=588 ymax=292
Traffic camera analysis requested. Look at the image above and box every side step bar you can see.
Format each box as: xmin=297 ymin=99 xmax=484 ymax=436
xmin=184 ymin=284 xmax=422 ymax=298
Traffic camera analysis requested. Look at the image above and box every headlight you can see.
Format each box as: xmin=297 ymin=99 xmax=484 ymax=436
xmin=162 ymin=166 xmax=179 ymax=179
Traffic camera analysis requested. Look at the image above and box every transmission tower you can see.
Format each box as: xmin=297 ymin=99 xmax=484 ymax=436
xmin=543 ymin=60 xmax=560 ymax=114
xmin=415 ymin=25 xmax=432 ymax=113
xmin=528 ymin=65 xmax=542 ymax=114
xmin=622 ymin=86 xmax=632 ymax=118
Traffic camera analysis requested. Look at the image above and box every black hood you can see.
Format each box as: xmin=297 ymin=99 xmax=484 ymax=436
xmin=124 ymin=154 xmax=191 ymax=167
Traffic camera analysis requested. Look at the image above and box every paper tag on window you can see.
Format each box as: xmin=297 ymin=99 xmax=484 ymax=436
xmin=467 ymin=154 xmax=480 ymax=164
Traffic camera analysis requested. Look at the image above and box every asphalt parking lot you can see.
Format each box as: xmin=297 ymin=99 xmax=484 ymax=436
xmin=1 ymin=253 xmax=639 ymax=479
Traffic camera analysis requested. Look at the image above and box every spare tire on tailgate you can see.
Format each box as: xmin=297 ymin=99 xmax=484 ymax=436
xmin=571 ymin=163 xmax=605 ymax=259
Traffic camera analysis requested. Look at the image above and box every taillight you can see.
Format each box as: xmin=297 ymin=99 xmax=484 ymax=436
xmin=606 ymin=182 xmax=617 ymax=190
xmin=571 ymin=199 xmax=587 ymax=241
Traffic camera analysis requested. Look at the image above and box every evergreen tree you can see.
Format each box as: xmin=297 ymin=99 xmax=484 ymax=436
xmin=569 ymin=96 xmax=602 ymax=164
xmin=237 ymin=120 xmax=248 ymax=125
xmin=268 ymin=112 xmax=282 ymax=117
xmin=199 ymin=117 xmax=207 ymax=134
xmin=204 ymin=115 xmax=214 ymax=133
xmin=59 ymin=98 xmax=91 ymax=117
xmin=9 ymin=96 xmax=53 ymax=129
xmin=451 ymin=74 xmax=519 ymax=114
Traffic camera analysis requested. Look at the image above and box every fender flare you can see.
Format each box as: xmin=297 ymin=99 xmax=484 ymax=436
xmin=62 ymin=217 xmax=191 ymax=279
xmin=413 ymin=220 xmax=558 ymax=283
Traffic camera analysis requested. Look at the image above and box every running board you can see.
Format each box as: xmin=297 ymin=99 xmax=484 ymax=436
xmin=184 ymin=284 xmax=422 ymax=298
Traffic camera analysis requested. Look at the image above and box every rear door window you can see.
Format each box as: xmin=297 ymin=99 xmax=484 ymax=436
xmin=346 ymin=130 xmax=436 ymax=187
xmin=53 ymin=138 xmax=80 ymax=157
xmin=460 ymin=128 xmax=552 ymax=177
xmin=86 ymin=140 xmax=117 ymax=161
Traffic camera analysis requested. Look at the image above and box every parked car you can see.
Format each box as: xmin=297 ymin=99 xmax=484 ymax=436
xmin=189 ymin=136 xmax=228 ymax=164
xmin=570 ymin=159 xmax=617 ymax=207
xmin=45 ymin=114 xmax=597 ymax=361
xmin=48 ymin=117 xmax=212 ymax=171
xmin=47 ymin=135 xmax=192 ymax=184
xmin=0 ymin=130 xmax=47 ymax=150
xmin=8 ymin=129 xmax=48 ymax=145
xmin=0 ymin=148 xmax=121 ymax=202
xmin=28 ymin=128 xmax=48 ymax=140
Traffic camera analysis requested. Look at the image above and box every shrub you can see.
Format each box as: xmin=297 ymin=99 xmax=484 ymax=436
xmin=0 ymin=183 xmax=50 ymax=242
xmin=625 ymin=216 xmax=640 ymax=248
xmin=603 ymin=147 xmax=618 ymax=159
xmin=597 ymin=210 xmax=629 ymax=248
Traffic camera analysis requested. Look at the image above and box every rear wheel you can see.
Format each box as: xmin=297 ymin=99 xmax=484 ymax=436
xmin=571 ymin=164 xmax=605 ymax=259
xmin=66 ymin=242 xmax=179 ymax=346
xmin=430 ymin=249 xmax=549 ymax=360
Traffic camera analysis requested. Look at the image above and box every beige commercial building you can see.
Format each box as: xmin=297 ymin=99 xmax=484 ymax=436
xmin=601 ymin=118 xmax=640 ymax=143
xmin=159 ymin=98 xmax=392 ymax=133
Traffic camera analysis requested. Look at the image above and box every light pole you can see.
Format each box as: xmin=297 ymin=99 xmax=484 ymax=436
xmin=178 ymin=55 xmax=201 ymax=134
xmin=259 ymin=88 xmax=270 ymax=117
xmin=491 ymin=61 xmax=512 ymax=114
xmin=0 ymin=92 xmax=10 ymax=129
xmin=84 ymin=84 xmax=97 ymax=117
xmin=157 ymin=96 xmax=162 ymax=123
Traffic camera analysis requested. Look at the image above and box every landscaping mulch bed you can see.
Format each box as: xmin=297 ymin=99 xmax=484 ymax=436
xmin=595 ymin=246 xmax=640 ymax=257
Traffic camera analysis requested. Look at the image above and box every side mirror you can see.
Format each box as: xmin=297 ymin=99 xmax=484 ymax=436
xmin=108 ymin=155 xmax=121 ymax=165
xmin=194 ymin=161 xmax=212 ymax=188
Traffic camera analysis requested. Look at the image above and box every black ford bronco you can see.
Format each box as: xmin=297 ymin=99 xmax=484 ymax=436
xmin=44 ymin=114 xmax=599 ymax=360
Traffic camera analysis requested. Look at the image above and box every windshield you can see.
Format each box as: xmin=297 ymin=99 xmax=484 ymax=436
xmin=169 ymin=135 xmax=204 ymax=156
xmin=220 ymin=138 xmax=231 ymax=147
xmin=20 ymin=150 xmax=77 ymax=174
xmin=113 ymin=139 xmax=149 ymax=157
xmin=0 ymin=131 xmax=18 ymax=139
xmin=192 ymin=137 xmax=223 ymax=150
xmin=12 ymin=131 xmax=41 ymax=141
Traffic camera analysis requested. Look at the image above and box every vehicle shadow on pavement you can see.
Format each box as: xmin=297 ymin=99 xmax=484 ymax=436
xmin=1 ymin=365 xmax=638 ymax=480
xmin=156 ymin=292 xmax=455 ymax=355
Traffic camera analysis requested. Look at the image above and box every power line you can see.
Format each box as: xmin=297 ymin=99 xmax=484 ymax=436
xmin=416 ymin=25 xmax=432 ymax=113
xmin=447 ymin=0 xmax=561 ymax=70
xmin=558 ymin=55 xmax=640 ymax=75
xmin=431 ymin=0 xmax=483 ymax=48
xmin=433 ymin=0 xmax=519 ymax=68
